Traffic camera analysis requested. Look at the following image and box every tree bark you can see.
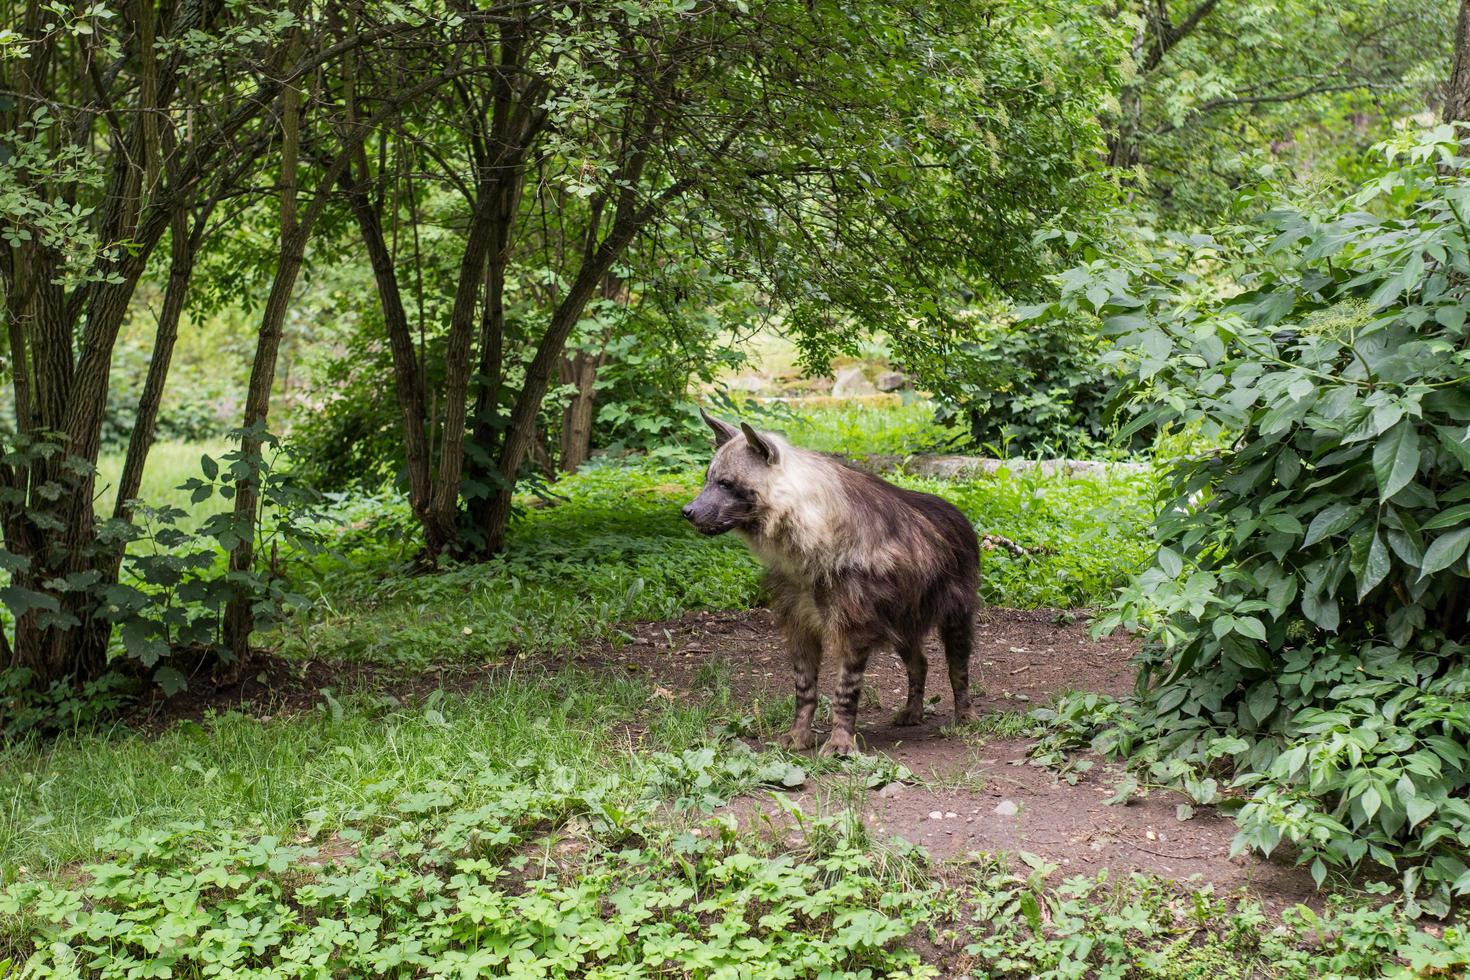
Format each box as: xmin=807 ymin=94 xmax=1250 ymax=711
xmin=558 ymin=350 xmax=602 ymax=473
xmin=343 ymin=169 xmax=434 ymax=529
xmin=114 ymin=210 xmax=198 ymax=520
xmin=421 ymin=199 xmax=501 ymax=554
xmin=1448 ymin=0 xmax=1470 ymax=123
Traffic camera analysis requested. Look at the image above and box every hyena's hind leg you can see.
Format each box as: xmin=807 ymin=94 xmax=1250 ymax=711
xmin=891 ymin=630 xmax=927 ymax=727
xmin=941 ymin=606 xmax=977 ymax=724
xmin=776 ymin=626 xmax=822 ymax=752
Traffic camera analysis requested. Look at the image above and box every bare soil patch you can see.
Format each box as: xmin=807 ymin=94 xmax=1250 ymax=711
xmin=588 ymin=606 xmax=1320 ymax=910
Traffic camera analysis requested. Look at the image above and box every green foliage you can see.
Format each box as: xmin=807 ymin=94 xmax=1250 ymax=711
xmin=1113 ymin=0 xmax=1453 ymax=224
xmin=767 ymin=401 xmax=962 ymax=458
xmin=922 ymin=468 xmax=1156 ymax=609
xmin=0 ymin=669 xmax=132 ymax=741
xmin=1046 ymin=128 xmax=1470 ymax=911
xmin=0 ymin=430 xmax=325 ymax=724
xmin=960 ymin=852 xmax=1470 ymax=978
xmin=929 ymin=311 xmax=1125 ymax=458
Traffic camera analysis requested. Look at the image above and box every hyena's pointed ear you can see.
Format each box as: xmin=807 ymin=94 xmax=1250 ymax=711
xmin=740 ymin=422 xmax=779 ymax=464
xmin=700 ymin=407 xmax=739 ymax=448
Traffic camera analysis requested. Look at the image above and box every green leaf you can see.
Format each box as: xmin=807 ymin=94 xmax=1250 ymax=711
xmin=0 ymin=585 xmax=59 ymax=618
xmin=1418 ymin=527 xmax=1470 ymax=579
xmin=154 ymin=666 xmax=188 ymax=696
xmin=1356 ymin=532 xmax=1391 ymax=600
xmin=1372 ymin=420 xmax=1420 ymax=500
xmin=1018 ymin=891 xmax=1043 ymax=935
xmin=1233 ymin=615 xmax=1267 ymax=641
xmin=1303 ymin=503 xmax=1363 ymax=547
xmin=1359 ymin=784 xmax=1381 ymax=822
xmin=1422 ymin=503 xmax=1470 ymax=531
xmin=1406 ymin=796 xmax=1436 ymax=828
xmin=1436 ymin=425 xmax=1470 ymax=470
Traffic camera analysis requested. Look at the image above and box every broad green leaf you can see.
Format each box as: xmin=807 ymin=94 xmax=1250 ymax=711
xmin=1356 ymin=532 xmax=1391 ymax=600
xmin=1406 ymin=796 xmax=1436 ymax=828
xmin=1418 ymin=527 xmax=1470 ymax=579
xmin=1372 ymin=420 xmax=1420 ymax=500
xmin=1303 ymin=503 xmax=1363 ymax=547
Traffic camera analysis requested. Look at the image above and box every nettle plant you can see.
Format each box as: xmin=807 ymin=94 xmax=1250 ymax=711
xmin=1055 ymin=127 xmax=1470 ymax=912
xmin=1 ymin=429 xmax=324 ymax=730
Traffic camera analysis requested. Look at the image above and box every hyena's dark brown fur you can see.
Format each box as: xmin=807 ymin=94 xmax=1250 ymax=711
xmin=682 ymin=410 xmax=979 ymax=755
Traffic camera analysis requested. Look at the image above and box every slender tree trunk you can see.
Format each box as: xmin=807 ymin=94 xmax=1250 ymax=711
xmin=224 ymin=38 xmax=305 ymax=662
xmin=558 ymin=350 xmax=602 ymax=473
xmin=114 ymin=210 xmax=197 ymax=520
xmin=344 ymin=174 xmax=434 ymax=528
xmin=1448 ymin=0 xmax=1470 ymax=124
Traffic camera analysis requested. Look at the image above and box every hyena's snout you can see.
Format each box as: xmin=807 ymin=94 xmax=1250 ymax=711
xmin=682 ymin=493 xmax=734 ymax=536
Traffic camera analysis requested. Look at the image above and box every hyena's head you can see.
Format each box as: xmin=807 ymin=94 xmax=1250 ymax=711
xmin=681 ymin=408 xmax=782 ymax=536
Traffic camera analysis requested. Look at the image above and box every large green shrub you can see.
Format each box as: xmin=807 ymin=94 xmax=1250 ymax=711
xmin=933 ymin=310 xmax=1119 ymax=458
xmin=1050 ymin=127 xmax=1470 ymax=912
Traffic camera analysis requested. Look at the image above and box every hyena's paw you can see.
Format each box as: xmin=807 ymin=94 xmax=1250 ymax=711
xmin=952 ymin=705 xmax=977 ymax=726
xmin=890 ymin=706 xmax=925 ymax=727
xmin=776 ymin=728 xmax=817 ymax=752
xmin=819 ymin=731 xmax=857 ymax=757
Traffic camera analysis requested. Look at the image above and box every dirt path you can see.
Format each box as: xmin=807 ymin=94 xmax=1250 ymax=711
xmin=590 ymin=607 xmax=1319 ymax=909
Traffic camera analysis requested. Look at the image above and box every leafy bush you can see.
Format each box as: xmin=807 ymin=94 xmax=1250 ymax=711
xmin=0 ymin=431 xmax=326 ymax=727
xmin=931 ymin=309 xmax=1123 ymax=458
xmin=1049 ymin=126 xmax=1470 ymax=912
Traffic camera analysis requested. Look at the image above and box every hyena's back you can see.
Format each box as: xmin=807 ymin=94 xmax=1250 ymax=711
xmin=770 ymin=463 xmax=977 ymax=640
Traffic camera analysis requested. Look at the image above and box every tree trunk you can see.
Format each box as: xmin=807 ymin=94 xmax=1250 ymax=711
xmin=558 ymin=350 xmax=602 ymax=473
xmin=421 ymin=199 xmax=501 ymax=555
xmin=223 ymin=42 xmax=305 ymax=663
xmin=114 ymin=210 xmax=197 ymax=520
xmin=344 ymin=171 xmax=434 ymax=529
xmin=1448 ymin=0 xmax=1470 ymax=123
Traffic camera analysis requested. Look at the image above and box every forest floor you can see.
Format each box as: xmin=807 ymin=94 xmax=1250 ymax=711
xmin=130 ymin=605 xmax=1319 ymax=908
xmin=582 ymin=607 xmax=1322 ymax=910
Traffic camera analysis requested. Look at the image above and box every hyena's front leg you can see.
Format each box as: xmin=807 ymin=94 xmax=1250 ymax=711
xmin=776 ymin=627 xmax=821 ymax=751
xmin=823 ymin=637 xmax=872 ymax=756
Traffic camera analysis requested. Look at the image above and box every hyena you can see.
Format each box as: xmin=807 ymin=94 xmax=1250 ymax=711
xmin=682 ymin=409 xmax=980 ymax=755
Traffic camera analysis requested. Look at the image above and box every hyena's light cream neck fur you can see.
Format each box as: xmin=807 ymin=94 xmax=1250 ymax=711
xmin=723 ymin=434 xmax=891 ymax=579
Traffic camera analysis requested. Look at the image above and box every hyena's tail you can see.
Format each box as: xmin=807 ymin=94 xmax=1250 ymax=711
xmin=979 ymin=533 xmax=1050 ymax=557
xmin=941 ymin=603 xmax=976 ymax=719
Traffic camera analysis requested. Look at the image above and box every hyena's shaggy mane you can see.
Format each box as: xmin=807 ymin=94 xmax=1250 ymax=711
xmin=733 ymin=435 xmax=979 ymax=642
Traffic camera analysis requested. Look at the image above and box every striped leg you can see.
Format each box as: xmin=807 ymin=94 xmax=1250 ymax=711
xmin=891 ymin=631 xmax=927 ymax=726
xmin=822 ymin=636 xmax=872 ymax=756
xmin=776 ymin=627 xmax=822 ymax=751
xmin=942 ymin=609 xmax=976 ymax=724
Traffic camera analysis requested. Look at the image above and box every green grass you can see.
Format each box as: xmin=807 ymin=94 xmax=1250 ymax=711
xmin=281 ymin=460 xmax=1154 ymax=668
xmin=766 ymin=399 xmax=962 ymax=456
xmin=95 ymin=439 xmax=231 ymax=520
